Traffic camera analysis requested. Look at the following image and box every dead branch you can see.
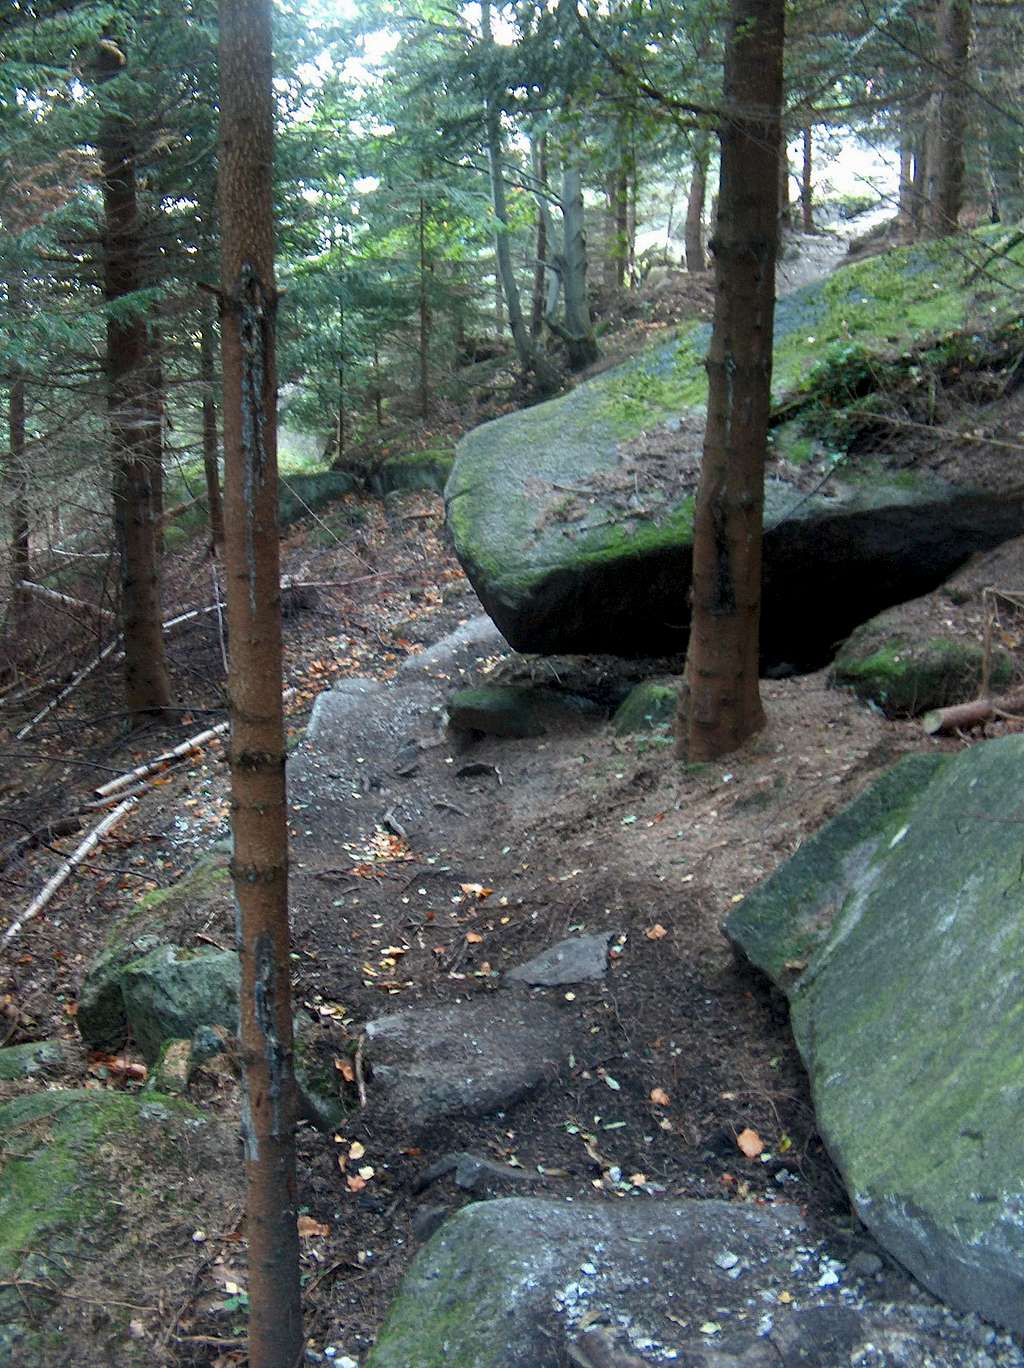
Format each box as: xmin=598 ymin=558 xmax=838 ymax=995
xmin=17 ymin=581 xmax=114 ymax=619
xmin=922 ymin=685 xmax=1024 ymax=736
xmin=94 ymin=722 xmax=230 ymax=798
xmin=0 ymin=796 xmax=138 ymax=950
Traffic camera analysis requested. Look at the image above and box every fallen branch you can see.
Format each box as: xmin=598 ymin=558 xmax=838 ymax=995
xmin=922 ymin=685 xmax=1024 ymax=736
xmin=94 ymin=722 xmax=230 ymax=798
xmin=0 ymin=797 xmax=137 ymax=950
xmin=18 ymin=581 xmax=114 ymax=619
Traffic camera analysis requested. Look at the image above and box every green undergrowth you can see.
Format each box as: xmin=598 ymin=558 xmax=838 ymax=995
xmin=597 ymin=228 xmax=1024 ymax=451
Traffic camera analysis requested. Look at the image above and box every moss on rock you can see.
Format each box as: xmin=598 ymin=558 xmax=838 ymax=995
xmin=611 ymin=681 xmax=677 ymax=735
xmin=831 ymin=628 xmax=1013 ymax=717
xmin=374 ymin=449 xmax=454 ymax=497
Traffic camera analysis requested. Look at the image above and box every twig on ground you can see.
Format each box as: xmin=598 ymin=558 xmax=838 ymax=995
xmin=1 ymin=796 xmax=137 ymax=950
xmin=354 ymin=1033 xmax=368 ymax=1108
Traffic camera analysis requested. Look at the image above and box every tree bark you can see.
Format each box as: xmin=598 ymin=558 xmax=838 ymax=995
xmin=926 ymin=0 xmax=971 ymax=237
xmin=676 ymin=0 xmax=784 ymax=762
xmin=480 ymin=0 xmax=559 ymax=393
xmin=778 ymin=134 xmax=792 ymax=228
xmin=7 ymin=275 xmax=30 ymax=630
xmin=559 ymin=164 xmax=599 ymax=370
xmin=800 ymin=124 xmax=814 ymax=230
xmin=418 ymin=196 xmax=430 ymax=416
xmin=530 ymin=136 xmax=549 ymax=336
xmin=911 ymin=131 xmax=929 ymax=237
xmin=685 ymin=134 xmax=709 ymax=272
xmin=217 ymin=2 xmax=302 ymax=1364
xmin=200 ymin=307 xmax=225 ymax=551
xmin=898 ymin=134 xmax=915 ymax=242
xmin=98 ymin=41 xmax=171 ymax=717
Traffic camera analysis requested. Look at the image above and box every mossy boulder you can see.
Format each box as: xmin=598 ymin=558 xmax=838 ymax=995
xmin=611 ymin=680 xmax=677 ymax=735
xmin=447 ymin=685 xmax=603 ymax=738
xmin=122 ymin=945 xmax=240 ymax=1065
xmin=0 ymin=1089 xmax=218 ymax=1360
xmin=372 ymin=449 xmax=454 ymax=497
xmin=446 ymin=238 xmax=1024 ymax=661
xmin=727 ymin=738 xmax=1024 ymax=1332
xmin=831 ymin=625 xmax=1013 ymax=716
xmin=77 ymin=854 xmax=230 ymax=1051
xmin=0 ymin=1039 xmax=67 ymax=1082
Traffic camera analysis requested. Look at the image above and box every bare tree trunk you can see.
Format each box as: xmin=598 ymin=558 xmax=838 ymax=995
xmin=898 ymin=135 xmax=915 ymax=242
xmin=530 ymin=136 xmax=549 ymax=336
xmin=676 ymin=0 xmax=784 ymax=762
xmin=418 ymin=196 xmax=430 ymax=416
xmin=778 ymin=134 xmax=792 ymax=228
xmin=685 ymin=134 xmax=709 ymax=272
xmin=625 ymin=152 xmax=638 ymax=285
xmin=373 ymin=342 xmax=383 ymax=426
xmin=480 ymin=0 xmax=559 ymax=393
xmin=7 ymin=275 xmax=30 ymax=630
xmin=912 ymin=131 xmax=929 ymax=237
xmin=559 ymin=164 xmax=599 ymax=370
xmin=98 ymin=40 xmax=170 ymax=718
xmin=200 ymin=307 xmax=225 ymax=551
xmin=604 ymin=152 xmax=629 ymax=290
xmin=217 ymin=3 xmax=302 ymax=1364
xmin=800 ymin=124 xmax=814 ymax=230
xmin=926 ymin=0 xmax=971 ymax=236
xmin=145 ymin=331 xmax=164 ymax=558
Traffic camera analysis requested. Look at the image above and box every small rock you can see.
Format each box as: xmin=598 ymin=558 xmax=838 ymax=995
xmin=849 ymin=1250 xmax=883 ymax=1279
xmin=411 ymin=1205 xmax=449 ymax=1244
xmin=506 ymin=934 xmax=612 ymax=987
xmin=714 ymin=1251 xmax=740 ymax=1271
xmin=153 ymin=1038 xmax=191 ymax=1094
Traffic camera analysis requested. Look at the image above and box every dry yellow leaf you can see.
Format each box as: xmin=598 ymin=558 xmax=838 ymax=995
xmin=649 ymin=1087 xmax=671 ymax=1107
xmin=297 ymin=1215 xmax=330 ymax=1239
xmin=645 ymin=923 xmax=668 ymax=940
xmin=465 ymin=931 xmax=484 ymax=943
xmin=736 ymin=1127 xmax=764 ymax=1158
xmin=348 ymin=1140 xmax=366 ymax=1162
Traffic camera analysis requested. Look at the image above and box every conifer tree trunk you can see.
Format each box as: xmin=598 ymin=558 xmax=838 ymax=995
xmin=530 ymin=136 xmax=549 ymax=336
xmin=926 ymin=0 xmax=971 ymax=236
xmin=898 ymin=135 xmax=915 ymax=241
xmin=676 ymin=0 xmax=784 ymax=762
xmin=98 ymin=41 xmax=170 ymax=717
xmin=800 ymin=124 xmax=814 ymax=230
xmin=685 ymin=134 xmax=709 ymax=272
xmin=200 ymin=308 xmax=225 ymax=552
xmin=418 ymin=196 xmax=430 ymax=416
xmin=560 ymin=164 xmax=599 ymax=369
xmin=480 ymin=0 xmax=559 ymax=393
xmin=218 ymin=2 xmax=302 ymax=1363
xmin=7 ymin=275 xmax=30 ymax=629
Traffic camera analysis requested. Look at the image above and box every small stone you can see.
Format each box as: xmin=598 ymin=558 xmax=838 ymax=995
xmin=714 ymin=1250 xmax=740 ymax=1270
xmin=506 ymin=934 xmax=612 ymax=987
xmin=849 ymin=1250 xmax=883 ymax=1279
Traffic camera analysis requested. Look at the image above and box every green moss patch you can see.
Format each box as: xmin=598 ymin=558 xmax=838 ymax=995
xmin=612 ymin=681 xmax=677 ymax=735
xmin=831 ymin=629 xmax=1013 ymax=717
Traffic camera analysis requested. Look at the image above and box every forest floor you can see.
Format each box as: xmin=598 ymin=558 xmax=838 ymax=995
xmin=3 ymin=222 xmax=1024 ymax=1366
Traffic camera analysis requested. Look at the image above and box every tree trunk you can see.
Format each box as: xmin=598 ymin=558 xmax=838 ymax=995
xmin=898 ymin=135 xmax=915 ymax=242
xmin=625 ymin=153 xmax=638 ymax=285
xmin=560 ymin=164 xmax=599 ymax=370
xmin=98 ymin=41 xmax=170 ymax=718
xmin=912 ymin=131 xmax=929 ymax=237
xmin=530 ymin=136 xmax=549 ymax=336
xmin=217 ymin=3 xmax=302 ymax=1364
xmin=604 ymin=154 xmax=629 ymax=291
xmin=200 ymin=308 xmax=225 ymax=551
xmin=418 ymin=196 xmax=430 ymax=416
xmin=778 ymin=134 xmax=792 ymax=228
xmin=676 ymin=0 xmax=784 ymax=763
xmin=926 ymin=0 xmax=971 ymax=237
xmin=800 ymin=124 xmax=814 ymax=230
xmin=685 ymin=134 xmax=709 ymax=272
xmin=7 ymin=275 xmax=30 ymax=630
xmin=480 ymin=0 xmax=559 ymax=393
xmin=145 ymin=331 xmax=164 ymax=559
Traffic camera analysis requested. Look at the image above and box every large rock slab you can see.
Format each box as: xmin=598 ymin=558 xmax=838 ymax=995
xmin=726 ymin=737 xmax=1024 ymax=1333
xmin=446 ymin=260 xmax=1024 ymax=662
xmin=365 ymin=996 xmax=573 ymax=1132
xmin=367 ymin=1196 xmax=1021 ymax=1366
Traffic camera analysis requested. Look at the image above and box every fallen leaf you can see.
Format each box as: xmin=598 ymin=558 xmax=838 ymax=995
xmin=346 ymin=1174 xmax=367 ymax=1193
xmin=737 ymin=1127 xmax=764 ymax=1159
xmin=783 ymin=958 xmax=807 ymax=973
xmin=334 ymin=1058 xmax=355 ymax=1083
xmin=297 ymin=1215 xmax=330 ymax=1238
xmin=460 ymin=882 xmax=493 ymax=900
xmin=645 ymin=923 xmax=668 ymax=940
xmin=628 ymin=1172 xmax=647 ymax=1186
xmin=357 ymin=1165 xmax=375 ymax=1180
xmin=465 ymin=931 xmax=484 ymax=944
xmin=778 ymin=1290 xmax=793 ymax=1304
xmin=649 ymin=1087 xmax=671 ymax=1107
xmin=348 ymin=1140 xmax=366 ymax=1162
